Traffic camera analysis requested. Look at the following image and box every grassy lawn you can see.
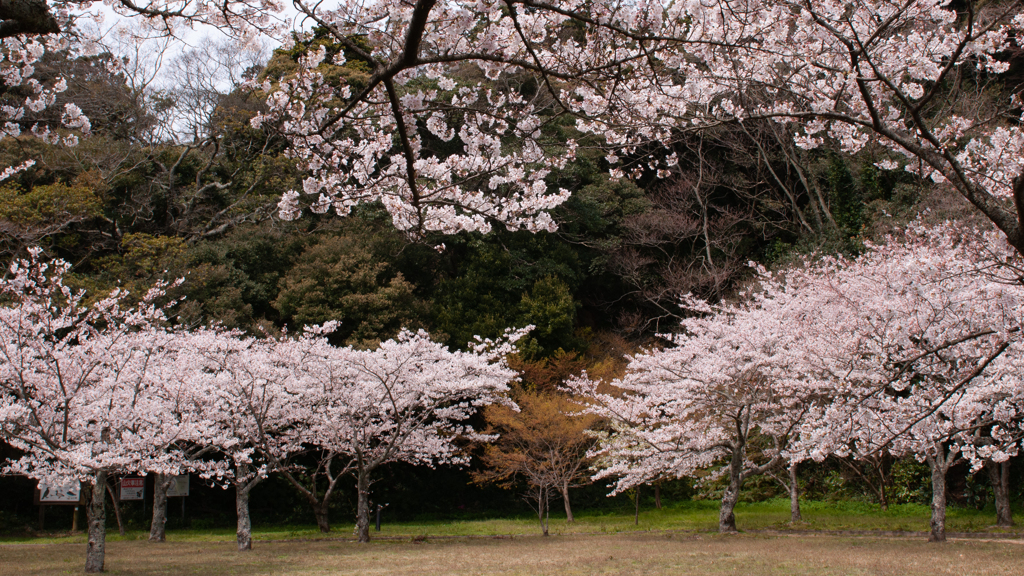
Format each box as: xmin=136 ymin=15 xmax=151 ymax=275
xmin=0 ymin=533 xmax=1021 ymax=575
xmin=2 ymin=500 xmax=1022 ymax=574
xmin=2 ymin=498 xmax=1019 ymax=545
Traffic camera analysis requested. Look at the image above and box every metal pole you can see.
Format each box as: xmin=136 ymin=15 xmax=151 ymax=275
xmin=375 ymin=505 xmax=381 ymax=531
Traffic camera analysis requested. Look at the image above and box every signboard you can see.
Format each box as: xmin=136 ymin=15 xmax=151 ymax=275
xmin=165 ymin=474 xmax=189 ymax=497
xmin=36 ymin=481 xmax=83 ymax=505
xmin=120 ymin=478 xmax=145 ymax=501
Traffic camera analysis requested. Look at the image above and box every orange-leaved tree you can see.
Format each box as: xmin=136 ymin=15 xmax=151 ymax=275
xmin=474 ymin=389 xmax=599 ymax=535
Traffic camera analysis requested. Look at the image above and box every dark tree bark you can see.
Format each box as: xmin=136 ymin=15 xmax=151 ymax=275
xmin=278 ymin=454 xmax=347 ymax=534
xmin=0 ymin=0 xmax=60 ymax=39
xmin=355 ymin=471 xmax=371 ymax=543
xmin=720 ymin=472 xmax=741 ymax=532
xmin=561 ymin=480 xmax=574 ymax=523
xmin=85 ymin=471 xmax=107 ymax=574
xmin=634 ymin=485 xmax=641 ymax=526
xmin=311 ymin=501 xmax=331 ymax=533
xmin=105 ymin=481 xmax=125 ymax=537
xmin=877 ymin=470 xmax=890 ymax=511
xmin=929 ymin=462 xmax=947 ymax=542
xmin=540 ymin=481 xmax=548 ymax=537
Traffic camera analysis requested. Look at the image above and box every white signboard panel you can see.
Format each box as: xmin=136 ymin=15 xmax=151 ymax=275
xmin=38 ymin=481 xmax=81 ymax=503
xmin=120 ymin=478 xmax=145 ymax=501
xmin=166 ymin=474 xmax=189 ymax=497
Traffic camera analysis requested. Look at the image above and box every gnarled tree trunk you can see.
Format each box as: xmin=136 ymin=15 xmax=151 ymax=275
xmin=85 ymin=470 xmax=108 ymax=574
xmin=312 ymin=501 xmax=331 ymax=533
xmin=986 ymin=460 xmax=1013 ymax=528
xmin=877 ymin=474 xmax=890 ymax=511
xmin=279 ymin=460 xmax=345 ymax=534
xmin=150 ymin=473 xmax=174 ymax=542
xmin=720 ymin=445 xmax=744 ymax=533
xmin=926 ymin=444 xmax=952 ymax=543
xmin=355 ymin=471 xmax=371 ymax=543
xmin=234 ymin=463 xmax=261 ymax=551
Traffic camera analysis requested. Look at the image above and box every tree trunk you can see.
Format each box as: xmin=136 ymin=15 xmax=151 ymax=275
xmin=278 ymin=465 xmax=341 ymax=534
xmin=876 ymin=454 xmax=892 ymax=511
xmin=560 ymin=481 xmax=574 ymax=523
xmin=926 ymin=450 xmax=948 ymax=543
xmin=654 ymin=483 xmax=662 ymax=510
xmin=150 ymin=473 xmax=173 ymax=542
xmin=85 ymin=471 xmax=107 ymax=574
xmin=312 ymin=501 xmax=331 ymax=533
xmin=104 ymin=481 xmax=125 ymax=536
xmin=877 ymin=473 xmax=889 ymax=511
xmin=986 ymin=460 xmax=1013 ymax=528
xmin=355 ymin=471 xmax=371 ymax=543
xmin=789 ymin=461 xmax=801 ymax=523
xmin=235 ymin=484 xmax=253 ymax=551
xmin=719 ymin=447 xmax=744 ymax=533
xmin=537 ymin=485 xmax=549 ymax=536
xmin=634 ymin=485 xmax=641 ymax=526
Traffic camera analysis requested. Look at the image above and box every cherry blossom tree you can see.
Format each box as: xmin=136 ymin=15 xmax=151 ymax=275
xmin=550 ymin=1 xmax=1024 ymax=256
xmin=292 ymin=327 xmax=523 ymax=543
xmin=144 ymin=355 xmax=226 ymax=543
xmin=793 ymin=222 xmax=1024 ymax=540
xmin=573 ymin=219 xmax=1024 ymax=537
xmin=11 ymin=2 xmax=1024 ymax=253
xmin=175 ymin=327 xmax=307 ymax=551
xmin=238 ymin=1 xmax=1024 ymax=257
xmin=0 ymin=18 xmax=91 ymax=185
xmin=568 ymin=291 xmax=832 ymax=533
xmin=0 ymin=249 xmax=183 ymax=572
xmin=718 ymin=220 xmax=1024 ymax=541
xmin=964 ymin=401 xmax=1024 ymax=528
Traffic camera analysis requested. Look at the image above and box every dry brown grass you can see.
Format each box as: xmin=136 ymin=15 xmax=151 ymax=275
xmin=0 ymin=533 xmax=1020 ymax=575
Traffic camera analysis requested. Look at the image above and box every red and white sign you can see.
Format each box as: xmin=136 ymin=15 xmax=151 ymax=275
xmin=120 ymin=478 xmax=145 ymax=501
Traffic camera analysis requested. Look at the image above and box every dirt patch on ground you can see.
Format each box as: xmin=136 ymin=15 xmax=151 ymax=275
xmin=1 ymin=532 xmax=1022 ymax=575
